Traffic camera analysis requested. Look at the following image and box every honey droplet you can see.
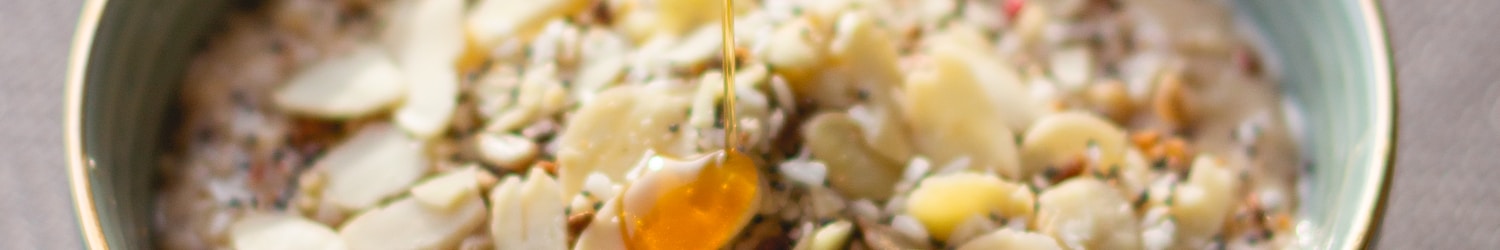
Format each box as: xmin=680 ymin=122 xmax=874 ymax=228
xmin=618 ymin=150 xmax=761 ymax=250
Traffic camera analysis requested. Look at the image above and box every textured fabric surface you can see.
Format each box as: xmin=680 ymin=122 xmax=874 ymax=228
xmin=0 ymin=0 xmax=87 ymax=249
xmin=0 ymin=0 xmax=1493 ymax=249
xmin=1375 ymin=0 xmax=1500 ymax=248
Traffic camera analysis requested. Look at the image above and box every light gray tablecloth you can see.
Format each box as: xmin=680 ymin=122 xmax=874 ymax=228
xmin=2 ymin=0 xmax=1496 ymax=249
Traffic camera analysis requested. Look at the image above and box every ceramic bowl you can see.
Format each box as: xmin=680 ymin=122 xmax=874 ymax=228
xmin=64 ymin=0 xmax=1395 ymax=248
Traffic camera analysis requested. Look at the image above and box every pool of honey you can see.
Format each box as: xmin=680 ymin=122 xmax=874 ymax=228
xmin=618 ymin=151 xmax=761 ymax=249
xmin=615 ymin=0 xmax=762 ymax=248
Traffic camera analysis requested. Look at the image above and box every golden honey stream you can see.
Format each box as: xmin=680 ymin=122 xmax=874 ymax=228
xmin=616 ymin=0 xmax=762 ymax=248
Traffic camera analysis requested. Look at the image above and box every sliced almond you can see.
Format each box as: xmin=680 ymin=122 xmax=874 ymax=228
xmin=338 ymin=195 xmax=487 ymax=250
xmin=390 ymin=0 xmax=465 ymax=139
xmin=411 ymin=166 xmax=494 ymax=211
xmin=316 ymin=125 xmax=427 ymax=211
xmin=230 ymin=212 xmax=346 ymax=250
xmin=664 ymin=25 xmax=725 ymax=70
xmin=489 ymin=176 xmax=525 ymax=247
xmin=468 ymin=0 xmax=591 ymax=49
xmin=520 ymin=169 xmax=568 ymax=248
xmin=556 ymin=85 xmax=697 ymax=198
xmin=392 ymin=63 xmax=460 ymax=139
xmin=476 ymin=133 xmax=540 ymax=171
xmin=572 ymin=55 xmax=629 ymax=104
xmin=385 ymin=0 xmax=465 ymax=63
xmin=486 ymin=64 xmax=565 ymax=133
xmin=491 ymin=169 xmax=569 ymax=249
xmin=274 ymin=45 xmax=405 ymax=119
xmin=955 ymin=229 xmax=1063 ymax=250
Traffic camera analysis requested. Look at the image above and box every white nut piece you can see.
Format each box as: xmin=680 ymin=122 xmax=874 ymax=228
xmin=476 ymin=133 xmax=540 ymax=171
xmin=762 ymin=18 xmax=830 ymax=95
xmin=273 ymin=45 xmax=404 ymax=119
xmin=689 ymin=72 xmax=729 ymax=129
xmin=926 ymin=26 xmax=1044 ymax=132
xmin=572 ymin=55 xmax=629 ymax=104
xmin=556 ymin=85 xmax=697 ymax=198
xmin=388 ymin=0 xmax=464 ymax=139
xmin=491 ymin=168 xmax=569 ymax=249
xmin=573 ymin=189 xmax=628 ymax=250
xmin=1020 ymin=112 xmax=1128 ymax=179
xmin=1035 ymin=178 xmax=1142 ymax=249
xmin=846 ymin=85 xmax=915 ymax=161
xmin=410 ymin=166 xmax=494 ymax=211
xmin=230 ymin=212 xmax=346 ymax=250
xmin=810 ymin=220 xmax=854 ymax=250
xmin=904 ymin=51 xmax=1022 ymax=177
xmin=802 ymin=112 xmax=904 ymax=200
xmin=383 ymin=0 xmax=465 ymax=63
xmin=466 ymin=0 xmax=590 ymax=49
xmin=954 ymin=229 xmax=1063 ymax=250
xmin=1049 ymin=45 xmax=1094 ymax=91
xmin=392 ymin=62 xmax=459 ymax=139
xmin=904 ymin=172 xmax=1033 ymax=242
xmin=338 ymin=194 xmax=487 ymax=249
xmin=664 ymin=25 xmax=726 ymax=70
xmin=486 ymin=63 xmax=567 ymax=133
xmin=1170 ymin=155 xmax=1238 ymax=247
xmin=829 ymin=13 xmax=903 ymax=87
xmin=316 ymin=125 xmax=427 ymax=211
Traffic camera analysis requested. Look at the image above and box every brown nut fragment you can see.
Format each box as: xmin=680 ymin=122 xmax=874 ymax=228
xmin=1147 ymin=137 xmax=1193 ymax=170
xmin=1161 ymin=138 xmax=1191 ymax=163
xmin=1086 ymin=80 xmax=1136 ymax=123
xmin=1152 ymin=71 xmax=1196 ymax=128
xmin=536 ymin=160 xmax=559 ymax=176
xmin=1130 ymin=130 xmax=1162 ymax=151
xmin=566 ymin=209 xmax=596 ymax=242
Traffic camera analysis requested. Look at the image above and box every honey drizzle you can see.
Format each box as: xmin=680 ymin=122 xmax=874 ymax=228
xmin=615 ymin=1 xmax=761 ymax=249
xmin=720 ymin=0 xmax=739 ymax=150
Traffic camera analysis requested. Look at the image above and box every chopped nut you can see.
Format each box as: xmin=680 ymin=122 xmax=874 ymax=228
xmin=566 ymin=210 xmax=596 ymax=242
xmin=1131 ymin=130 xmax=1163 ymax=150
xmin=1152 ymin=71 xmax=1195 ymax=128
xmin=1087 ymin=80 xmax=1136 ymax=122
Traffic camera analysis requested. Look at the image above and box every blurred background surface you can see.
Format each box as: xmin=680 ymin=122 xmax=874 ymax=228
xmin=1 ymin=0 xmax=1497 ymax=248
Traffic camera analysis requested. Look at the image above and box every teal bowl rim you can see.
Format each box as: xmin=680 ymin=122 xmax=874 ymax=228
xmin=62 ymin=0 xmax=1397 ymax=249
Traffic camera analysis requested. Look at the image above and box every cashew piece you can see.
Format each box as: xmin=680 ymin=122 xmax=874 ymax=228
xmin=802 ymin=112 xmax=904 ymax=200
xmin=1020 ymin=112 xmax=1128 ymax=180
xmin=904 ymin=172 xmax=1033 ymax=242
xmin=1035 ymin=178 xmax=1142 ymax=249
xmin=1171 ymin=155 xmax=1238 ymax=247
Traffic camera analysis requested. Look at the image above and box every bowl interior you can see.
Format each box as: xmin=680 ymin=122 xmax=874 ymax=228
xmin=68 ymin=0 xmax=1392 ymax=248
